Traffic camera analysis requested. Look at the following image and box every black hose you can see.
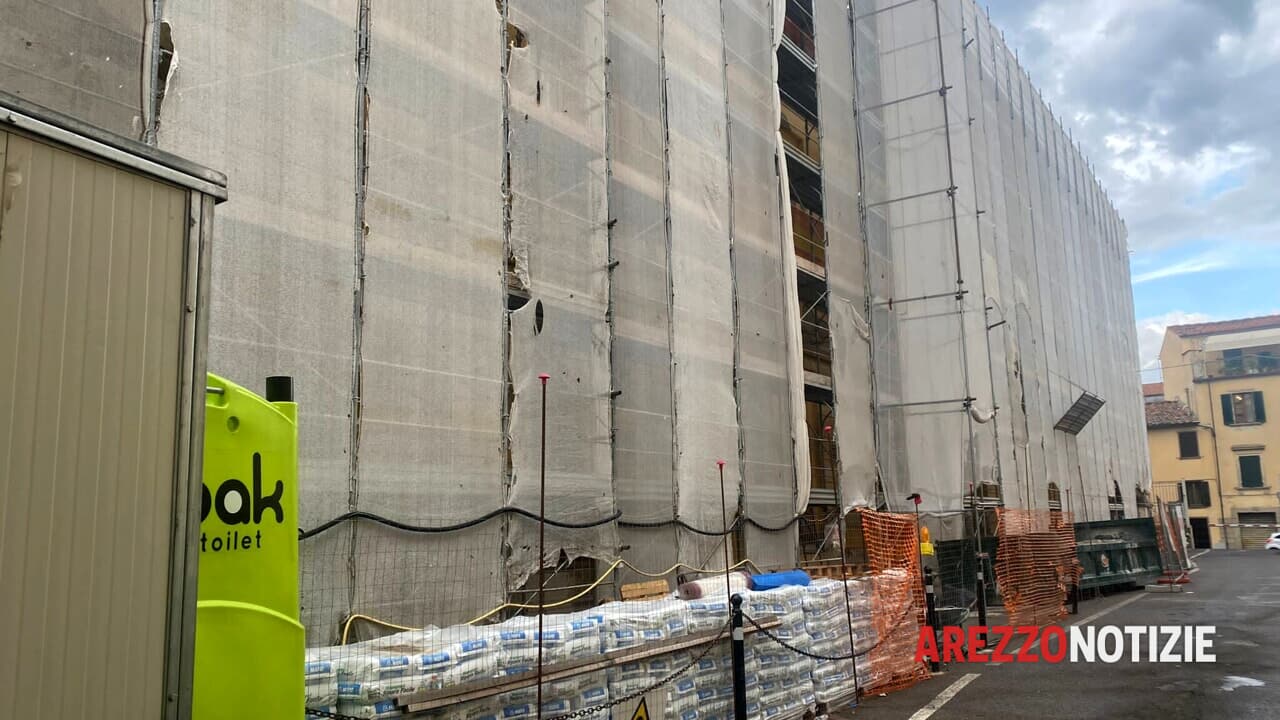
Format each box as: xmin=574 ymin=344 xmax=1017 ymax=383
xmin=300 ymin=506 xmax=805 ymax=540
xmin=298 ymin=508 xmax=622 ymax=540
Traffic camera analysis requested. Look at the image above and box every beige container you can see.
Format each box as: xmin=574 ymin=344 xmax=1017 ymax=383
xmin=0 ymin=93 xmax=225 ymax=720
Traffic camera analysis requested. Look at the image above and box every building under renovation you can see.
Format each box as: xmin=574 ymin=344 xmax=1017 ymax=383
xmin=4 ymin=0 xmax=1148 ymax=644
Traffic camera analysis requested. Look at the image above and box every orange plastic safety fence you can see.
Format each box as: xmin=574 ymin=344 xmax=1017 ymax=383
xmin=994 ymin=509 xmax=1081 ymax=626
xmin=858 ymin=509 xmax=930 ymax=693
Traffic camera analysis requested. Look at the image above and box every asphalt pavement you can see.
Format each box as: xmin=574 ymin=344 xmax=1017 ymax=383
xmin=846 ymin=550 xmax=1280 ymax=719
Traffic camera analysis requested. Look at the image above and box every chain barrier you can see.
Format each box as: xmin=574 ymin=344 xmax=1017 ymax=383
xmin=304 ymin=621 xmax=731 ymax=720
xmin=744 ymin=613 xmax=867 ymax=662
xmin=742 ymin=599 xmax=914 ymax=665
xmin=544 ymin=620 xmax=731 ymax=720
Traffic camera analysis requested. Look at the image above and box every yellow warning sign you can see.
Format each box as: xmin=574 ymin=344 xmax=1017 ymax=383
xmin=631 ymin=697 xmax=649 ymax=720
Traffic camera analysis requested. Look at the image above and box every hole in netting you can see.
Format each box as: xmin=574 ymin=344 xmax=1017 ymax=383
xmin=507 ymin=291 xmax=530 ymax=311
xmin=493 ymin=3 xmax=529 ymax=49
xmin=534 ymin=300 xmax=544 ymax=335
xmin=155 ymin=21 xmax=175 ymax=119
xmin=506 ymin=23 xmax=528 ymax=48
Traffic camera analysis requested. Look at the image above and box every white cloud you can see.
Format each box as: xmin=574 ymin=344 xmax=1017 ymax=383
xmin=1135 ymin=310 xmax=1212 ymax=381
xmin=1130 ymin=249 xmax=1233 ymax=284
xmin=988 ymin=0 xmax=1280 ymax=254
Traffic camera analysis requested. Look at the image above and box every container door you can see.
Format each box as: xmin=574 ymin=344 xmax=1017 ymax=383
xmin=0 ymin=131 xmax=190 ymax=718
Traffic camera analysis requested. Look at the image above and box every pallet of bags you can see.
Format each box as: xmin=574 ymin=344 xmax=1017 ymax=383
xmin=685 ymin=596 xmax=732 ymax=633
xmin=304 ymin=653 xmax=340 ymax=709
xmin=594 ymin=599 xmax=692 ymax=651
xmin=485 ymin=609 xmax=604 ymax=676
xmin=800 ymin=578 xmax=876 ymax=705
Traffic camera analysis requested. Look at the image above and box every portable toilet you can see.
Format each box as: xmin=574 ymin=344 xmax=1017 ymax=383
xmin=193 ymin=374 xmax=302 ymax=719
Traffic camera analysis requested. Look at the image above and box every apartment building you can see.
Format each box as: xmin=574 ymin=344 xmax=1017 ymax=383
xmin=1153 ymin=314 xmax=1280 ymax=549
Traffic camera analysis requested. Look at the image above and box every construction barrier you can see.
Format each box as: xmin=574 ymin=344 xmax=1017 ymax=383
xmin=303 ymin=575 xmax=894 ymax=719
xmin=300 ymin=545 xmax=933 ymax=718
xmin=1152 ymin=501 xmax=1193 ymax=582
xmin=857 ymin=510 xmax=929 ymax=694
xmin=993 ymin=510 xmax=1080 ymax=627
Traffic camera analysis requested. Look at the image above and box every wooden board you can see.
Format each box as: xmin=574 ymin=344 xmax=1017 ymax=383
xmin=620 ymin=579 xmax=669 ymax=601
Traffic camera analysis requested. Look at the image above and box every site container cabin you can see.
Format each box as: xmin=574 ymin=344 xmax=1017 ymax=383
xmin=0 ymin=92 xmax=225 ymax=720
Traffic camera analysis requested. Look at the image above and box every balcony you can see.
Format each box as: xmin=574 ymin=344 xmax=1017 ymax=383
xmin=780 ymin=100 xmax=821 ymax=169
xmin=792 ymin=202 xmax=826 ymax=273
xmin=781 ymin=15 xmax=816 ymax=64
xmin=1193 ymin=347 xmax=1280 ymax=381
xmin=808 ymin=433 xmax=837 ymax=494
xmin=801 ymin=318 xmax=832 ymax=381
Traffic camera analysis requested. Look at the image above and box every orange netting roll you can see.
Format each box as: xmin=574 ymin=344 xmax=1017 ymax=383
xmin=994 ymin=509 xmax=1080 ymax=626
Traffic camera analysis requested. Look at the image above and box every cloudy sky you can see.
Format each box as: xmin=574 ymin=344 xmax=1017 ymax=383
xmin=984 ymin=0 xmax=1280 ymax=381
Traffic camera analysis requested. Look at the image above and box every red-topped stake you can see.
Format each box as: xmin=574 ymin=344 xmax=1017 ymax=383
xmin=717 ymin=459 xmax=732 ymax=606
xmin=538 ymin=373 xmax=550 ymax=383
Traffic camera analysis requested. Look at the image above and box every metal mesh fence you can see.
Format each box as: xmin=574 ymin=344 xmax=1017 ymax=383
xmin=301 ymin=531 xmax=750 ymax=719
xmin=933 ymin=535 xmax=978 ymax=628
xmin=993 ymin=509 xmax=1080 ymax=627
xmin=298 ymin=507 xmax=942 ymax=718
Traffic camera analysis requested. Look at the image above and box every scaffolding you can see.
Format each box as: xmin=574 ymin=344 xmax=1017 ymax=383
xmin=3 ymin=1 xmax=1152 ymax=702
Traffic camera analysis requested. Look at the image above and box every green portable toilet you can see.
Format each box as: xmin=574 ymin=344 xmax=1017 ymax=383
xmin=193 ymin=374 xmax=303 ymax=720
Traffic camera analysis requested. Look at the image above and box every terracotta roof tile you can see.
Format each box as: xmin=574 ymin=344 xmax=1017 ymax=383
xmin=1169 ymin=313 xmax=1280 ymax=338
xmin=1145 ymin=400 xmax=1198 ymax=428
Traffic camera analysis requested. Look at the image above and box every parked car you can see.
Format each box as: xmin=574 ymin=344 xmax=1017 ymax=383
xmin=1266 ymin=533 xmax=1280 ymax=552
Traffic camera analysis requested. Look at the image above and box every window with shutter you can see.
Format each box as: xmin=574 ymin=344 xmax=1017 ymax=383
xmin=1239 ymin=455 xmax=1264 ymax=488
xmin=1224 ymin=392 xmax=1264 ymax=425
xmin=1184 ymin=480 xmax=1211 ymax=508
xmin=1177 ymin=431 xmax=1199 ymax=458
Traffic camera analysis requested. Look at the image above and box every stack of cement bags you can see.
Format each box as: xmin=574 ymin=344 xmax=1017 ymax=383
xmin=742 ymin=584 xmax=817 ymax=718
xmin=303 ymin=571 xmax=894 ymax=720
xmin=801 ymin=578 xmax=876 ymax=707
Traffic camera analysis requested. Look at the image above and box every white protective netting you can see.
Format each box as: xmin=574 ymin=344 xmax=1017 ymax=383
xmin=854 ymin=0 xmax=1148 ymax=527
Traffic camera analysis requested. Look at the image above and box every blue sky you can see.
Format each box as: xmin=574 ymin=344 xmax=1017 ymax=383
xmin=985 ymin=0 xmax=1280 ymax=382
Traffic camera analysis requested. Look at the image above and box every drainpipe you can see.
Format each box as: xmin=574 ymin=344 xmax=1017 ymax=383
xmin=1204 ymin=377 xmax=1228 ymax=549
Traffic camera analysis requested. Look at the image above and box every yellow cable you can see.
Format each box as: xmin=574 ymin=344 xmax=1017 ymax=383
xmin=618 ymin=557 xmax=762 ymax=578
xmin=340 ymin=613 xmax=418 ymax=645
xmin=465 ymin=559 xmax=626 ymax=625
xmin=339 ymin=556 xmax=765 ymax=642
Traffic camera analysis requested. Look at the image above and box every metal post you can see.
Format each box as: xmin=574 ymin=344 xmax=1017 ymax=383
xmin=1071 ymin=581 xmax=1079 ymax=615
xmin=827 ymin=425 xmax=861 ymax=699
xmin=718 ymin=459 xmax=732 ymax=605
xmin=908 ymin=493 xmax=924 ymax=586
xmin=967 ymin=481 xmax=988 ymax=645
xmin=924 ymin=567 xmax=940 ymax=671
xmin=536 ymin=372 xmax=550 ymax=719
xmin=731 ymin=594 xmax=747 ymax=720
xmin=975 ymin=552 xmax=988 ymax=644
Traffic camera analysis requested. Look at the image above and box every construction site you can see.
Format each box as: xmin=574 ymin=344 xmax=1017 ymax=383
xmin=1 ymin=0 xmax=1157 ymax=718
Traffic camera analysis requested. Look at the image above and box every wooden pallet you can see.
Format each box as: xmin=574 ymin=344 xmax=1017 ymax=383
xmin=620 ymin=579 xmax=669 ymax=601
